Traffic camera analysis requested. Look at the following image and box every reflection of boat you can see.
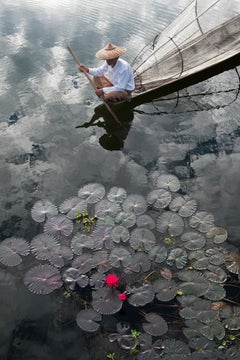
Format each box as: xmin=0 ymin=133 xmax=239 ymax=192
xmin=120 ymin=0 xmax=240 ymax=107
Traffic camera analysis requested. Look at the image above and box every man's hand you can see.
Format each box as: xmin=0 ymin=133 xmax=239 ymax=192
xmin=95 ymin=88 xmax=104 ymax=97
xmin=78 ymin=65 xmax=89 ymax=73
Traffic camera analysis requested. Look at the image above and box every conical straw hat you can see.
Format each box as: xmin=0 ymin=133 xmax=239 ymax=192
xmin=96 ymin=43 xmax=126 ymax=60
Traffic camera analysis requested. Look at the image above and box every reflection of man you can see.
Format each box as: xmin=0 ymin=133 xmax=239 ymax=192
xmin=78 ymin=43 xmax=135 ymax=102
xmin=76 ymin=104 xmax=134 ymax=151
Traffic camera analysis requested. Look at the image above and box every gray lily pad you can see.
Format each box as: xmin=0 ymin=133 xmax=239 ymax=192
xmin=203 ymin=282 xmax=226 ymax=301
xmin=109 ymin=246 xmax=132 ymax=268
xmin=62 ymin=267 xmax=88 ymax=289
xmin=31 ymin=234 xmax=60 ymax=260
xmin=59 ymin=197 xmax=88 ymax=219
xmin=143 ymin=313 xmax=168 ymax=336
xmin=107 ymin=186 xmax=127 ymax=203
xmin=153 ymin=278 xmax=178 ymax=302
xmin=130 ymin=228 xmax=156 ymax=251
xmin=160 ymin=339 xmax=191 ymax=359
xmin=155 ymin=174 xmax=181 ymax=192
xmin=91 ymin=225 xmax=114 ymax=250
xmin=71 ymin=233 xmax=94 ymax=255
xmin=205 ymin=247 xmax=227 ymax=266
xmin=220 ymin=305 xmax=240 ymax=330
xmin=78 ymin=183 xmax=105 ymax=204
xmin=166 ymin=248 xmax=188 ymax=269
xmin=95 ymin=199 xmax=121 ymax=220
xmin=181 ymin=231 xmax=206 ymax=250
xmin=44 ymin=214 xmax=73 ymax=237
xmin=156 ymin=211 xmax=184 ymax=237
xmin=136 ymin=214 xmax=156 ymax=229
xmin=225 ymin=251 xmax=240 ymax=275
xmin=148 ymin=244 xmax=168 ymax=263
xmin=169 ymin=195 xmax=197 ymax=217
xmin=122 ymin=194 xmax=148 ymax=216
xmin=24 ymin=264 xmax=62 ymax=295
xmin=178 ymin=270 xmax=210 ymax=297
xmin=31 ymin=200 xmax=58 ymax=223
xmin=76 ymin=309 xmax=102 ymax=332
xmin=206 ymin=226 xmax=228 ymax=244
xmin=92 ymin=287 xmax=122 ymax=315
xmin=127 ymin=283 xmax=155 ymax=307
xmin=130 ymin=252 xmax=151 ymax=272
xmin=199 ymin=320 xmax=225 ymax=341
xmin=49 ymin=245 xmax=73 ymax=268
xmin=72 ymin=253 xmax=94 ymax=274
xmin=115 ymin=211 xmax=136 ymax=228
xmin=189 ymin=211 xmax=215 ymax=233
xmin=204 ymin=265 xmax=227 ymax=283
xmin=111 ymin=225 xmax=130 ymax=243
xmin=147 ymin=188 xmax=172 ymax=209
xmin=0 ymin=237 xmax=30 ymax=266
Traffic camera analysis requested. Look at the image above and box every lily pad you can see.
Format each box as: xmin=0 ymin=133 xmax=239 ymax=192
xmin=109 ymin=246 xmax=132 ymax=268
xmin=159 ymin=339 xmax=191 ymax=359
xmin=76 ymin=308 xmax=102 ymax=332
xmin=147 ymin=188 xmax=172 ymax=209
xmin=78 ymin=183 xmax=105 ymax=204
xmin=92 ymin=287 xmax=122 ymax=315
xmin=72 ymin=253 xmax=94 ymax=274
xmin=130 ymin=228 xmax=156 ymax=251
xmin=181 ymin=231 xmax=206 ymax=250
xmin=156 ymin=211 xmax=184 ymax=237
xmin=59 ymin=197 xmax=88 ymax=219
xmin=130 ymin=252 xmax=151 ymax=272
xmin=62 ymin=267 xmax=88 ymax=289
xmin=148 ymin=244 xmax=168 ymax=264
xmin=189 ymin=211 xmax=215 ymax=233
xmin=115 ymin=211 xmax=136 ymax=228
xmin=71 ymin=233 xmax=94 ymax=255
xmin=44 ymin=214 xmax=73 ymax=237
xmin=31 ymin=200 xmax=58 ymax=223
xmin=204 ymin=265 xmax=227 ymax=283
xmin=155 ymin=174 xmax=181 ymax=192
xmin=91 ymin=225 xmax=113 ymax=250
xmin=122 ymin=194 xmax=148 ymax=216
xmin=24 ymin=264 xmax=62 ymax=295
xmin=136 ymin=214 xmax=155 ymax=230
xmin=206 ymin=226 xmax=228 ymax=244
xmin=169 ymin=195 xmax=197 ymax=217
xmin=166 ymin=248 xmax=188 ymax=269
xmin=31 ymin=234 xmax=60 ymax=260
xmin=143 ymin=313 xmax=168 ymax=336
xmin=107 ymin=186 xmax=127 ymax=203
xmin=95 ymin=199 xmax=121 ymax=219
xmin=127 ymin=283 xmax=155 ymax=307
xmin=0 ymin=237 xmax=30 ymax=267
xmin=153 ymin=278 xmax=178 ymax=302
xmin=49 ymin=245 xmax=73 ymax=268
xmin=111 ymin=225 xmax=130 ymax=243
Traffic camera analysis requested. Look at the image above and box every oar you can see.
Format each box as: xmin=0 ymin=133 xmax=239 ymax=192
xmin=67 ymin=46 xmax=125 ymax=130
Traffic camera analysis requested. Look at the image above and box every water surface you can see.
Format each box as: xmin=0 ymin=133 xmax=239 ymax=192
xmin=1 ymin=0 xmax=240 ymax=359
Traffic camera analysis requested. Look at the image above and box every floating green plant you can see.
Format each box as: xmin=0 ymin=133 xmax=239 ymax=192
xmin=76 ymin=209 xmax=98 ymax=232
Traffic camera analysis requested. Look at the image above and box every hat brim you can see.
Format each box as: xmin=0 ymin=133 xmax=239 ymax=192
xmin=96 ymin=46 xmax=126 ymax=60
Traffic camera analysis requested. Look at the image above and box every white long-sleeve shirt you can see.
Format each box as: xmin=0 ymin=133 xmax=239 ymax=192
xmin=88 ymin=58 xmax=135 ymax=93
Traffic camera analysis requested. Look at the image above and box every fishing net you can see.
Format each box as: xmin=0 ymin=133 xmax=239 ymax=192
xmin=132 ymin=0 xmax=240 ymax=94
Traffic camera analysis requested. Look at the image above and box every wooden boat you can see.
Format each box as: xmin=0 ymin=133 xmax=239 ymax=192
xmin=112 ymin=0 xmax=240 ymax=109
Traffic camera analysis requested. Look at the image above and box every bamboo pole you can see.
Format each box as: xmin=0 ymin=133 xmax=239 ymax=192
xmin=67 ymin=46 xmax=125 ymax=129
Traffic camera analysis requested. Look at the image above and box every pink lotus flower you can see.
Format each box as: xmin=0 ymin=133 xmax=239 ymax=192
xmin=105 ymin=274 xmax=120 ymax=287
xmin=118 ymin=293 xmax=127 ymax=301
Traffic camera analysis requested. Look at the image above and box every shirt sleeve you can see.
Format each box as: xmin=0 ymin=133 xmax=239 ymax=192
xmin=88 ymin=63 xmax=108 ymax=77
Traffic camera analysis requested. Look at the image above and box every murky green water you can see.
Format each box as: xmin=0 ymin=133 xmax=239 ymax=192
xmin=1 ymin=0 xmax=240 ymax=359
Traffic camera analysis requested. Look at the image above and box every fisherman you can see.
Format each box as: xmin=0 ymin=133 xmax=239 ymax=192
xmin=78 ymin=42 xmax=135 ymax=102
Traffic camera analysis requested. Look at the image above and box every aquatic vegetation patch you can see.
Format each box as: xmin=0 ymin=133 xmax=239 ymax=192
xmin=2 ymin=176 xmax=240 ymax=359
